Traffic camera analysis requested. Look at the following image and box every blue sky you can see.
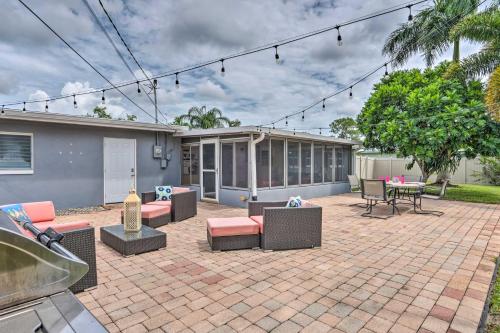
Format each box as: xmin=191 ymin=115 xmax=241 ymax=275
xmin=0 ymin=0 xmax=483 ymax=132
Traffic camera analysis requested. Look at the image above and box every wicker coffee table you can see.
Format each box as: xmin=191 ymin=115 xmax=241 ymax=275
xmin=100 ymin=225 xmax=166 ymax=256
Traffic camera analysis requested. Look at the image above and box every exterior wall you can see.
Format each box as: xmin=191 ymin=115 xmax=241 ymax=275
xmin=0 ymin=119 xmax=181 ymax=209
xmin=356 ymin=155 xmax=488 ymax=184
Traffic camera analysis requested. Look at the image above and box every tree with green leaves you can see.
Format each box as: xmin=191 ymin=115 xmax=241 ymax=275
xmin=383 ymin=0 xmax=479 ymax=67
xmin=174 ymin=106 xmax=239 ymax=129
xmin=228 ymin=119 xmax=241 ymax=127
xmin=329 ymin=117 xmax=361 ymax=140
xmin=126 ymin=114 xmax=137 ymax=121
xmin=89 ymin=106 xmax=112 ymax=119
xmin=357 ymin=62 xmax=500 ymax=182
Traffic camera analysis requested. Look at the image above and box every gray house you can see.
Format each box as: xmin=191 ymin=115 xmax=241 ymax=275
xmin=0 ymin=110 xmax=359 ymax=209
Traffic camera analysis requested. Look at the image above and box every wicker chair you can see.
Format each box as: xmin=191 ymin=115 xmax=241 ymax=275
xmin=248 ymin=201 xmax=322 ymax=251
xmin=141 ymin=187 xmax=197 ymax=222
xmin=360 ymin=179 xmax=399 ymax=219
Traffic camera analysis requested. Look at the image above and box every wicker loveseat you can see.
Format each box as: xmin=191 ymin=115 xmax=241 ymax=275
xmin=247 ymin=200 xmax=322 ymax=251
xmin=141 ymin=187 xmax=197 ymax=223
xmin=0 ymin=201 xmax=97 ymax=293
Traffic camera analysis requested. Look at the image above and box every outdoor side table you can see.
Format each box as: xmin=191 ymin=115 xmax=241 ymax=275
xmin=100 ymin=225 xmax=166 ymax=256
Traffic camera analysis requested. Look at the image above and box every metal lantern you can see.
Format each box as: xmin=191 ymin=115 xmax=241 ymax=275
xmin=123 ymin=189 xmax=141 ymax=232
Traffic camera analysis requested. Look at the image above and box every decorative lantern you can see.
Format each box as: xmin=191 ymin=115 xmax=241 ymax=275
xmin=123 ymin=189 xmax=141 ymax=232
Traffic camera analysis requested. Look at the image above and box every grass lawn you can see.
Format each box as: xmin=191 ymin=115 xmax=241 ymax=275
xmin=488 ymin=263 xmax=500 ymax=332
xmin=425 ymin=184 xmax=500 ymax=204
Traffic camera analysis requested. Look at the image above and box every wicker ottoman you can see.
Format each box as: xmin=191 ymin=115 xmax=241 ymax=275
xmin=101 ymin=225 xmax=166 ymax=256
xmin=121 ymin=205 xmax=171 ymax=228
xmin=207 ymin=217 xmax=260 ymax=251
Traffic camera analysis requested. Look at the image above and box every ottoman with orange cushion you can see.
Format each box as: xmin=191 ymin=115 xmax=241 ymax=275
xmin=207 ymin=217 xmax=260 ymax=251
xmin=121 ymin=204 xmax=171 ymax=228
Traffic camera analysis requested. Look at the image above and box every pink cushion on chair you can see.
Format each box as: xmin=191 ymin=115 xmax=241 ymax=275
xmin=249 ymin=215 xmax=264 ymax=233
xmin=146 ymin=201 xmax=172 ymax=208
xmin=173 ymin=187 xmax=190 ymax=194
xmin=22 ymin=201 xmax=56 ymax=223
xmin=36 ymin=221 xmax=90 ymax=233
xmin=140 ymin=205 xmax=170 ymax=218
xmin=207 ymin=217 xmax=259 ymax=237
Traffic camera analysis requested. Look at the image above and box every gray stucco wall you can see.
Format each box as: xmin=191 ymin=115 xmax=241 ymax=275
xmin=0 ymin=119 xmax=181 ymax=209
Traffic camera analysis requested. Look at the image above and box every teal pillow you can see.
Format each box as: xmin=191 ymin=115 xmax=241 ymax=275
xmin=1 ymin=204 xmax=32 ymax=224
xmin=286 ymin=196 xmax=302 ymax=208
xmin=155 ymin=186 xmax=173 ymax=201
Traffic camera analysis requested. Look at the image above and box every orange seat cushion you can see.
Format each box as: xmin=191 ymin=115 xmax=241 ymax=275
xmin=207 ymin=217 xmax=259 ymax=237
xmin=146 ymin=201 xmax=172 ymax=208
xmin=173 ymin=187 xmax=190 ymax=194
xmin=35 ymin=220 xmax=90 ymax=233
xmin=249 ymin=215 xmax=264 ymax=233
xmin=22 ymin=201 xmax=56 ymax=223
xmin=140 ymin=205 xmax=170 ymax=219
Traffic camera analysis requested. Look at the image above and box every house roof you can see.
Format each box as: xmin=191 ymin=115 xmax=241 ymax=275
xmin=175 ymin=126 xmax=361 ymax=145
xmin=0 ymin=109 xmax=185 ymax=132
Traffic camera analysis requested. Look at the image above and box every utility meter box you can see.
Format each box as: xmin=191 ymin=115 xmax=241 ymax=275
xmin=153 ymin=145 xmax=163 ymax=159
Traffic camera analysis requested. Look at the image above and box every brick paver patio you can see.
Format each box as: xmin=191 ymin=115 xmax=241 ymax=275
xmin=60 ymin=194 xmax=500 ymax=333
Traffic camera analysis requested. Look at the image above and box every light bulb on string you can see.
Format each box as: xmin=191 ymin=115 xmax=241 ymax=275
xmin=302 ymin=111 xmax=305 ymax=121
xmin=336 ymin=26 xmax=342 ymax=46
xmin=272 ymin=123 xmax=275 ymax=129
xmin=319 ymin=128 xmax=322 ymax=135
xmin=285 ymin=116 xmax=288 ymax=126
xmin=220 ymin=59 xmax=225 ymax=77
xmin=45 ymin=100 xmax=48 ymax=112
xmin=322 ymin=99 xmax=326 ymax=111
xmin=23 ymin=102 xmax=26 ymax=111
xmin=349 ymin=86 xmax=353 ymax=99
xmin=293 ymin=128 xmax=296 ymax=135
xmin=101 ymin=90 xmax=106 ymax=104
xmin=175 ymin=73 xmax=180 ymax=89
xmin=274 ymin=45 xmax=280 ymax=64
xmin=1 ymin=105 xmax=4 ymax=114
xmin=407 ymin=5 xmax=413 ymax=21
xmin=73 ymin=94 xmax=78 ymax=109
xmin=137 ymin=81 xmax=141 ymax=94
xmin=384 ymin=63 xmax=389 ymax=77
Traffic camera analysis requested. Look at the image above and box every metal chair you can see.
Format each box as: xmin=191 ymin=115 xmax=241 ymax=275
xmin=360 ymin=179 xmax=399 ymax=219
xmin=348 ymin=175 xmax=369 ymax=208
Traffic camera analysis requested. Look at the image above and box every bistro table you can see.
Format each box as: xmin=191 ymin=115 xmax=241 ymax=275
xmin=386 ymin=181 xmax=444 ymax=216
xmin=100 ymin=224 xmax=167 ymax=256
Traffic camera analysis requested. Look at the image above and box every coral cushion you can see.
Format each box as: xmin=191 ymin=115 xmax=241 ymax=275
xmin=173 ymin=187 xmax=190 ymax=194
xmin=22 ymin=201 xmax=56 ymax=223
xmin=146 ymin=201 xmax=172 ymax=208
xmin=207 ymin=217 xmax=259 ymax=237
xmin=35 ymin=221 xmax=90 ymax=233
xmin=249 ymin=215 xmax=264 ymax=233
xmin=140 ymin=205 xmax=170 ymax=218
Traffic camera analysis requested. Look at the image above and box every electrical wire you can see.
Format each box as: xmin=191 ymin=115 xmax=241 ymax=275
xmin=2 ymin=0 xmax=429 ymax=109
xmin=15 ymin=0 xmax=159 ymax=123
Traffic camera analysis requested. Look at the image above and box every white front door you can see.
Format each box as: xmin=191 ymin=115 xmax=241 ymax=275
xmin=104 ymin=138 xmax=136 ymax=203
xmin=200 ymin=139 xmax=219 ymax=202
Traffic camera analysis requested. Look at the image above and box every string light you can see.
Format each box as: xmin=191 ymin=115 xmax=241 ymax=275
xmin=319 ymin=128 xmax=322 ymax=135
xmin=73 ymin=94 xmax=77 ymax=108
xmin=1 ymin=105 xmax=4 ymax=114
xmin=322 ymin=99 xmax=326 ymax=111
xmin=101 ymin=90 xmax=106 ymax=104
xmin=302 ymin=111 xmax=305 ymax=121
xmin=336 ymin=26 xmax=342 ymax=46
xmin=407 ymin=5 xmax=413 ymax=21
xmin=220 ymin=59 xmax=225 ymax=77
xmin=175 ymin=73 xmax=180 ymax=89
xmin=272 ymin=123 xmax=275 ymax=129
xmin=293 ymin=128 xmax=296 ymax=135
xmin=137 ymin=81 xmax=141 ymax=93
xmin=23 ymin=102 xmax=26 ymax=111
xmin=45 ymin=100 xmax=48 ymax=112
xmin=274 ymin=45 xmax=280 ymax=64
xmin=349 ymin=86 xmax=353 ymax=99
xmin=384 ymin=63 xmax=389 ymax=76
xmin=285 ymin=116 xmax=288 ymax=126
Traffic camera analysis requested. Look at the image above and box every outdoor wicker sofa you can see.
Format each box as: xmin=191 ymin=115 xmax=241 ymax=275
xmin=248 ymin=200 xmax=322 ymax=251
xmin=141 ymin=187 xmax=197 ymax=222
xmin=207 ymin=217 xmax=260 ymax=251
xmin=0 ymin=201 xmax=97 ymax=293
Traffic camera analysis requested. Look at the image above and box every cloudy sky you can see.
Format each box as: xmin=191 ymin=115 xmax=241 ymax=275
xmin=0 ymin=0 xmax=484 ymax=133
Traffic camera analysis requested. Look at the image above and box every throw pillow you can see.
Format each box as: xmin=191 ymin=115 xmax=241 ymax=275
xmin=286 ymin=196 xmax=302 ymax=208
xmin=1 ymin=204 xmax=32 ymax=224
xmin=155 ymin=186 xmax=173 ymax=201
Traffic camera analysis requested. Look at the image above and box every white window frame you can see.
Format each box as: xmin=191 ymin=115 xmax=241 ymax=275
xmin=0 ymin=131 xmax=34 ymax=175
xmin=219 ymin=139 xmax=250 ymax=190
xmin=181 ymin=143 xmax=200 ymax=185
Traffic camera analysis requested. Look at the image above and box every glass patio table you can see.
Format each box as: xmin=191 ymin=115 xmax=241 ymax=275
xmin=386 ymin=181 xmax=443 ymax=216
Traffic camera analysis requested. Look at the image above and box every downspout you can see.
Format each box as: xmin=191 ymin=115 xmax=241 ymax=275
xmin=250 ymin=131 xmax=266 ymax=201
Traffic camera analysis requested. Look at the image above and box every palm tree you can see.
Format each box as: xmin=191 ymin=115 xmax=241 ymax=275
xmin=383 ymin=0 xmax=479 ymax=67
xmin=177 ymin=106 xmax=232 ymax=129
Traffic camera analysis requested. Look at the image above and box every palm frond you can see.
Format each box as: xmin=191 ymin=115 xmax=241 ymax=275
xmin=450 ymin=6 xmax=500 ymax=42
xmin=460 ymin=44 xmax=500 ymax=77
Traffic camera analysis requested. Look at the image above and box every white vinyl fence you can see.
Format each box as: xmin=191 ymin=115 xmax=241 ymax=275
xmin=355 ymin=155 xmax=488 ymax=184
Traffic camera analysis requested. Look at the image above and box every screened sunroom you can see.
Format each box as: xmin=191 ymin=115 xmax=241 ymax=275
xmin=175 ymin=126 xmax=359 ymax=207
